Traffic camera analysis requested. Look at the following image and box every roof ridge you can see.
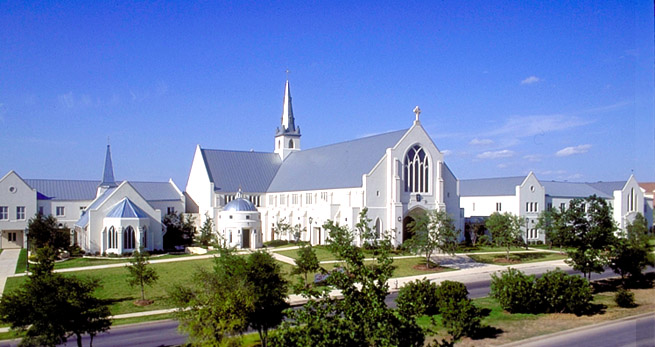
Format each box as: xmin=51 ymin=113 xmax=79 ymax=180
xmin=201 ymin=148 xmax=276 ymax=155
xmin=25 ymin=178 xmax=100 ymax=183
xmin=300 ymin=129 xmax=409 ymax=152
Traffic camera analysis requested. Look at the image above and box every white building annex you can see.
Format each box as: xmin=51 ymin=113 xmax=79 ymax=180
xmin=0 ymin=145 xmax=185 ymax=254
xmin=460 ymin=173 xmax=652 ymax=243
xmin=185 ymin=80 xmax=462 ymax=248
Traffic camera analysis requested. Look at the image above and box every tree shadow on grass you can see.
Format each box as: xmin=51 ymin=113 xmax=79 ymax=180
xmin=103 ymin=296 xmax=136 ymax=305
xmin=592 ymin=272 xmax=654 ymax=294
xmin=470 ymin=325 xmax=504 ymax=340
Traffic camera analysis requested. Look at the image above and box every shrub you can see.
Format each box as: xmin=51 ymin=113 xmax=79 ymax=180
xmin=490 ymin=268 xmax=538 ymax=313
xmin=535 ymin=269 xmax=592 ymax=314
xmin=614 ymin=288 xmax=636 ymax=308
xmin=397 ymin=279 xmax=440 ymax=318
xmin=435 ymin=280 xmax=469 ymax=312
xmin=440 ymin=298 xmax=482 ymax=340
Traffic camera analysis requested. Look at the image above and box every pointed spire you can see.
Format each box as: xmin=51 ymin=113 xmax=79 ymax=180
xmin=100 ymin=145 xmax=117 ymax=188
xmin=281 ymin=80 xmax=296 ymax=132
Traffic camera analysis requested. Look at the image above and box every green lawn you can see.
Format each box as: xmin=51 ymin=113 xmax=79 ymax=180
xmin=276 ymin=245 xmax=412 ymax=261
xmin=467 ymin=252 xmax=567 ymax=265
xmin=14 ymin=249 xmax=27 ymax=274
xmin=52 ymin=252 xmax=218 ymax=270
xmin=4 ymin=257 xmax=299 ymax=317
xmin=455 ymin=245 xmax=531 ymax=253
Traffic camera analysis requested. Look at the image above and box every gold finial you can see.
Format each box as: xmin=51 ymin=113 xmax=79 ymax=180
xmin=413 ymin=106 xmax=421 ymax=121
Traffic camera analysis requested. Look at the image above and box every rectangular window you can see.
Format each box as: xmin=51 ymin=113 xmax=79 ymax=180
xmin=167 ymin=207 xmax=176 ymax=215
xmin=547 ymin=203 xmax=552 ymax=211
xmin=321 ymin=192 xmax=328 ymax=202
xmin=560 ymin=203 xmax=566 ymax=211
xmin=38 ymin=206 xmax=44 ymax=215
xmin=269 ymin=195 xmax=275 ymax=206
xmin=280 ymin=194 xmax=287 ymax=205
xmin=305 ymin=193 xmax=313 ymax=205
xmin=16 ymin=206 xmax=25 ymax=220
xmin=534 ymin=202 xmax=538 ymax=211
xmin=472 ymin=202 xmax=475 ymax=211
xmin=496 ymin=202 xmax=502 ymax=212
xmin=8 ymin=232 xmax=16 ymax=242
xmin=56 ymin=206 xmax=65 ymax=216
xmin=526 ymin=202 xmax=529 ymax=212
xmin=0 ymin=206 xmax=7 ymax=220
xmin=292 ymin=194 xmax=299 ymax=205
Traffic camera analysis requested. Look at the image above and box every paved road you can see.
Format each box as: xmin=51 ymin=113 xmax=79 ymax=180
xmin=509 ymin=313 xmax=655 ymax=347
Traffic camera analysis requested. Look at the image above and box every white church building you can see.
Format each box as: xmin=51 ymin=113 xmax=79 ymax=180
xmin=185 ymin=81 xmax=462 ymax=248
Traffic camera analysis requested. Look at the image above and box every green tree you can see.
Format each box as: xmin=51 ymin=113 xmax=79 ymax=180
xmin=27 ymin=213 xmax=70 ymax=253
xmin=170 ymin=248 xmax=252 ymax=346
xmin=560 ymin=196 xmax=616 ymax=280
xmin=609 ymin=213 xmax=654 ymax=283
xmin=485 ymin=212 xmax=522 ymax=260
xmin=126 ymin=249 xmax=159 ymax=302
xmin=197 ymin=214 xmax=215 ymax=247
xmin=271 ymin=213 xmax=424 ymax=347
xmin=273 ymin=218 xmax=304 ymax=243
xmin=396 ymin=279 xmax=440 ymax=318
xmin=245 ymin=251 xmax=289 ymax=347
xmin=406 ymin=209 xmax=459 ymax=268
xmin=536 ymin=208 xmax=564 ymax=250
xmin=163 ymin=212 xmax=196 ymax=250
xmin=0 ymin=258 xmax=110 ymax=347
xmin=291 ymin=243 xmax=322 ymax=285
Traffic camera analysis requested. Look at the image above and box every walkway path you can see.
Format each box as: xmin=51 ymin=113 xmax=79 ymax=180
xmin=0 ymin=249 xmax=20 ymax=295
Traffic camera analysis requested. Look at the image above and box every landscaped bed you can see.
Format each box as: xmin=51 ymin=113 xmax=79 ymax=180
xmin=275 ymin=245 xmax=412 ymax=262
xmin=467 ymin=252 xmax=567 ymax=265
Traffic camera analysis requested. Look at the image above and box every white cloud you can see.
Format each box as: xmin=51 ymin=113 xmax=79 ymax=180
xmin=469 ymin=138 xmax=494 ymax=146
xmin=523 ymin=154 xmax=541 ymax=162
xmin=441 ymin=149 xmax=453 ymax=156
xmin=487 ymin=114 xmax=593 ymax=139
xmin=521 ymin=76 xmax=541 ymax=85
xmin=556 ymin=144 xmax=592 ymax=157
xmin=477 ymin=149 xmax=515 ymax=159
xmin=497 ymin=163 xmax=508 ymax=168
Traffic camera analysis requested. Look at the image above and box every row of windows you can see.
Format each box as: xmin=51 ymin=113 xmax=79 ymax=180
xmin=6 ymin=232 xmax=17 ymax=242
xmin=525 ymin=202 xmax=539 ymax=212
xmin=267 ymin=192 xmax=331 ymax=207
xmin=106 ymin=226 xmax=146 ymax=249
xmin=0 ymin=206 xmax=25 ymax=220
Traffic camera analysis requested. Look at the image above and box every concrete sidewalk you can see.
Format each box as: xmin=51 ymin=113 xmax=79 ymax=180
xmin=0 ymin=249 xmax=20 ymax=295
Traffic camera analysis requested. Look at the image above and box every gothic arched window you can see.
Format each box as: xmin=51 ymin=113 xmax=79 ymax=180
xmin=404 ymin=145 xmax=429 ymax=193
xmin=108 ymin=226 xmax=118 ymax=248
xmin=142 ymin=226 xmax=147 ymax=248
xmin=123 ymin=226 xmax=135 ymax=249
xmin=374 ymin=218 xmax=382 ymax=239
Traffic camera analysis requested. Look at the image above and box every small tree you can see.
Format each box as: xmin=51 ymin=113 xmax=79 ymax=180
xmin=396 ymin=279 xmax=440 ymax=318
xmin=163 ymin=212 xmax=196 ymax=250
xmin=560 ymin=196 xmax=617 ymax=280
xmin=126 ymin=249 xmax=159 ymax=303
xmin=536 ymin=208 xmax=563 ymax=250
xmin=273 ymin=218 xmax=304 ymax=243
xmin=292 ymin=243 xmax=322 ymax=285
xmin=246 ymin=251 xmax=289 ymax=347
xmin=0 ymin=257 xmax=111 ymax=347
xmin=485 ymin=212 xmax=522 ymax=260
xmin=198 ymin=214 xmax=215 ymax=247
xmin=609 ymin=213 xmax=654 ymax=283
xmin=406 ymin=209 xmax=459 ymax=268
xmin=28 ymin=213 xmax=70 ymax=252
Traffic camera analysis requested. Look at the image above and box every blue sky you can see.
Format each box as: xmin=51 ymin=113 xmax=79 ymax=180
xmin=1 ymin=1 xmax=653 ymax=188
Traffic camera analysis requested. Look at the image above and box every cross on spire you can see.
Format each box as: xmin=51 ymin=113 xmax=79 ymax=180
xmin=413 ymin=106 xmax=421 ymax=122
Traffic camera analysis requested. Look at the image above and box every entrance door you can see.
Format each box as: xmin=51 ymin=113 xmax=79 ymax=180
xmin=402 ymin=216 xmax=416 ymax=244
xmin=242 ymin=229 xmax=251 ymax=249
xmin=2 ymin=230 xmax=23 ymax=249
xmin=312 ymin=227 xmax=322 ymax=245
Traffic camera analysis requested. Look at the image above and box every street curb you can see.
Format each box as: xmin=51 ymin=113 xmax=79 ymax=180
xmin=500 ymin=312 xmax=655 ymax=346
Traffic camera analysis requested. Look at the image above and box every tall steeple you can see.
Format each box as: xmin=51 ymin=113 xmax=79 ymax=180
xmin=275 ymin=79 xmax=301 ymax=160
xmin=99 ymin=145 xmax=117 ymax=189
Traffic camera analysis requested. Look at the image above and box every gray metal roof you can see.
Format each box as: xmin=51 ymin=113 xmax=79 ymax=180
xmin=541 ymin=181 xmax=612 ymax=198
xmin=587 ymin=181 xmax=626 ymax=196
xmin=459 ymin=176 xmax=525 ymax=196
xmin=201 ymin=149 xmax=282 ymax=193
xmin=25 ymin=179 xmax=100 ymax=201
xmin=75 ymin=188 xmax=116 ymax=227
xmin=267 ymin=129 xmax=407 ymax=192
xmin=130 ymin=181 xmax=181 ymax=201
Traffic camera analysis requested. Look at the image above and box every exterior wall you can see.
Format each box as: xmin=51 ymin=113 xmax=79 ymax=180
xmin=461 ymin=195 xmax=517 ymax=218
xmin=517 ymin=173 xmax=546 ymax=242
xmin=0 ymin=171 xmax=37 ymax=249
xmin=38 ymin=200 xmax=92 ymax=228
xmin=103 ymin=217 xmax=149 ymax=254
xmin=616 ymin=176 xmax=644 ymax=230
xmin=185 ymin=145 xmax=214 ymax=225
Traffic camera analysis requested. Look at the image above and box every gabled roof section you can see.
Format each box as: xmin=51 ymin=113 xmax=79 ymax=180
xmin=75 ymin=187 xmax=116 ymax=227
xmin=267 ymin=129 xmax=407 ymax=192
xmin=106 ymin=198 xmax=149 ymax=219
xmin=25 ymin=179 xmax=99 ymax=201
xmin=130 ymin=181 xmax=182 ymax=201
xmin=541 ymin=181 xmax=611 ymax=198
xmin=201 ymin=149 xmax=282 ymax=193
xmin=459 ymin=176 xmax=526 ymax=197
